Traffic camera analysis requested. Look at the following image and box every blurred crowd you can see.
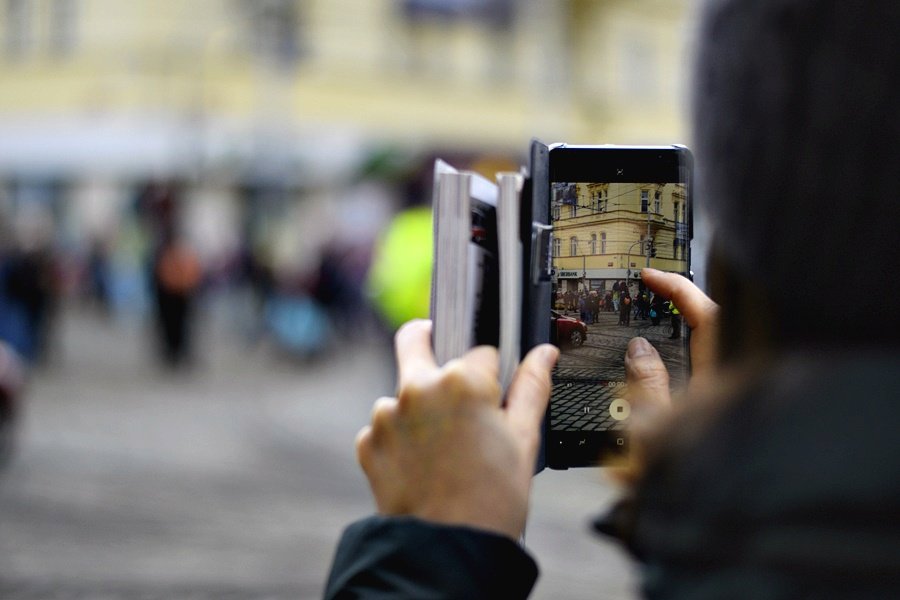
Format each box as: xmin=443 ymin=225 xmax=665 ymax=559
xmin=0 ymin=150 xmax=518 ymax=371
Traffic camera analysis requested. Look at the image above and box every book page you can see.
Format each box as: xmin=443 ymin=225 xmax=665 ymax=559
xmin=497 ymin=172 xmax=523 ymax=393
xmin=432 ymin=170 xmax=467 ymax=366
xmin=430 ymin=166 xmax=499 ymax=366
xmin=429 ymin=159 xmax=457 ymax=328
xmin=463 ymin=171 xmax=499 ymax=355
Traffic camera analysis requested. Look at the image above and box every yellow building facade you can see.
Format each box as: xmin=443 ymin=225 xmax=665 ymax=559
xmin=0 ymin=0 xmax=692 ymax=279
xmin=552 ymin=181 xmax=688 ymax=292
xmin=0 ymin=0 xmax=691 ymax=178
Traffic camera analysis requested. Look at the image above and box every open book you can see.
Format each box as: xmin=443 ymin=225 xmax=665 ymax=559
xmin=429 ymin=141 xmax=552 ymax=395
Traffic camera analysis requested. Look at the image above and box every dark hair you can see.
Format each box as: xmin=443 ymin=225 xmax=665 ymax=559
xmin=693 ymin=0 xmax=900 ymax=350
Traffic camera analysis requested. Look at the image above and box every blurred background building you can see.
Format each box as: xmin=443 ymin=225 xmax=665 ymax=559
xmin=0 ymin=1 xmax=693 ymax=598
xmin=0 ymin=0 xmax=692 ymax=345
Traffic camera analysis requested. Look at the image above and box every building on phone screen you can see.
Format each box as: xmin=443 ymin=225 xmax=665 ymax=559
xmin=550 ymin=182 xmax=688 ymax=301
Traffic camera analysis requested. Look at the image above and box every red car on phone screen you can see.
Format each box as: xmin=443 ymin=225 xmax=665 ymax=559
xmin=550 ymin=310 xmax=587 ymax=348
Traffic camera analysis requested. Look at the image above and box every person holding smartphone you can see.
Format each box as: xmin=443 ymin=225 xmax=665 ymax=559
xmin=325 ymin=0 xmax=900 ymax=597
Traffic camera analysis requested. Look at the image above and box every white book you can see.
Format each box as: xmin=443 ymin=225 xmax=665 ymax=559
xmin=496 ymin=171 xmax=524 ymax=392
xmin=427 ymin=140 xmax=552 ymax=472
xmin=431 ymin=168 xmax=499 ymax=367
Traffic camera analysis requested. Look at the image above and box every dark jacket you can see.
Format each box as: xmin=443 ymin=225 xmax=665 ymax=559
xmin=326 ymin=352 xmax=900 ymax=598
xmin=324 ymin=516 xmax=538 ymax=599
xmin=602 ymin=351 xmax=900 ymax=599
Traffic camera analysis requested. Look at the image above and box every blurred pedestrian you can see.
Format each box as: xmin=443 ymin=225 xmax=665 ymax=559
xmin=366 ymin=205 xmax=432 ymax=332
xmin=0 ymin=340 xmax=25 ymax=468
xmin=667 ymin=299 xmax=681 ymax=339
xmin=0 ymin=244 xmax=57 ymax=363
xmin=636 ymin=291 xmax=649 ymax=320
xmin=578 ymin=293 xmax=588 ymax=324
xmin=152 ymin=231 xmax=202 ymax=367
xmin=86 ymin=237 xmax=111 ymax=314
xmin=618 ymin=291 xmax=631 ymax=326
xmin=649 ymin=293 xmax=664 ymax=326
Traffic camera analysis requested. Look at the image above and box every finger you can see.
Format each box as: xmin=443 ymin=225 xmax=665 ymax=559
xmin=355 ymin=424 xmax=400 ymax=515
xmin=394 ymin=319 xmax=438 ymax=389
xmin=369 ymin=396 xmax=399 ymax=445
xmin=505 ymin=344 xmax=558 ymax=449
xmin=624 ymin=337 xmax=671 ymax=412
xmin=445 ymin=345 xmax=501 ymax=407
xmin=438 ymin=350 xmax=501 ymax=409
xmin=355 ymin=425 xmax=375 ymax=472
xmin=641 ymin=268 xmax=719 ymax=378
xmin=459 ymin=344 xmax=501 ymax=385
xmin=640 ymin=268 xmax=719 ymax=329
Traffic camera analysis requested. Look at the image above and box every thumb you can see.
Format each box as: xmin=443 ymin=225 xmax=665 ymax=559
xmin=624 ymin=337 xmax=671 ymax=415
xmin=505 ymin=344 xmax=558 ymax=449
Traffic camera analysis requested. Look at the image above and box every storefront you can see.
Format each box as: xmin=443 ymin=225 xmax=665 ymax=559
xmin=554 ymin=268 xmax=642 ymax=292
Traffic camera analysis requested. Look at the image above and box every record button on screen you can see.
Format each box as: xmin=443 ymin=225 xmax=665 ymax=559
xmin=609 ymin=398 xmax=631 ymax=421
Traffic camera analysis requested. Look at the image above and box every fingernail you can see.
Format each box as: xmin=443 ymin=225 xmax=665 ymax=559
xmin=642 ymin=267 xmax=661 ymax=275
xmin=628 ymin=337 xmax=653 ymax=358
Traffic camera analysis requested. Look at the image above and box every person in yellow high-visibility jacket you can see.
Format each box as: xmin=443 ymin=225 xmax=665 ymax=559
xmin=366 ymin=206 xmax=433 ymax=331
xmin=667 ymin=300 xmax=682 ymax=340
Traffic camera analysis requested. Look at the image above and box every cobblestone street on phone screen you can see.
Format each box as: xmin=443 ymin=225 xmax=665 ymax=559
xmin=553 ymin=310 xmax=688 ymax=432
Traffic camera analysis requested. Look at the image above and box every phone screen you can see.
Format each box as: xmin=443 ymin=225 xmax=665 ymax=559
xmin=546 ymin=146 xmax=692 ymax=468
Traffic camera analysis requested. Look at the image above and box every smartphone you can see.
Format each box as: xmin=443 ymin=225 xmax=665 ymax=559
xmin=545 ymin=144 xmax=693 ymax=468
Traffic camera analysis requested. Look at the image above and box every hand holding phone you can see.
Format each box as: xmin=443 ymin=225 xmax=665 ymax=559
xmin=621 ymin=270 xmax=719 ymax=416
xmin=355 ymin=319 xmax=558 ymax=540
xmin=637 ymin=268 xmax=720 ymax=387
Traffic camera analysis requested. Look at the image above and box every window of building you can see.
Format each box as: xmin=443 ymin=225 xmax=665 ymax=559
xmin=601 ymin=232 xmax=607 ymax=254
xmin=654 ymin=190 xmax=661 ymax=214
xmin=403 ymin=0 xmax=514 ymax=29
xmin=5 ymin=0 xmax=31 ymax=58
xmin=619 ymin=36 xmax=658 ymax=104
xmin=241 ymin=0 xmax=302 ymax=68
xmin=49 ymin=0 xmax=77 ymax=57
xmin=570 ymin=236 xmax=578 ymax=256
xmin=674 ymin=201 xmax=680 ymax=223
xmin=553 ymin=237 xmax=561 ymax=257
xmin=552 ymin=203 xmax=561 ymax=221
xmin=552 ymin=184 xmax=565 ymax=204
xmin=590 ymin=233 xmax=597 ymax=254
xmin=641 ymin=190 xmax=649 ymax=213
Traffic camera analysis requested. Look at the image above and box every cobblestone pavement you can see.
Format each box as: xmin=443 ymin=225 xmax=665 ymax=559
xmin=552 ymin=311 xmax=689 ymax=431
xmin=0 ymin=305 xmax=639 ymax=599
